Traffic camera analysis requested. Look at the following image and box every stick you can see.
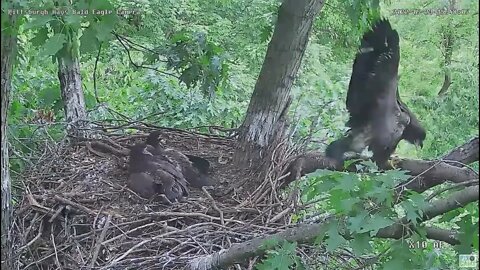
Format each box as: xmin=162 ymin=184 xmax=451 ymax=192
xmin=90 ymin=215 xmax=112 ymax=268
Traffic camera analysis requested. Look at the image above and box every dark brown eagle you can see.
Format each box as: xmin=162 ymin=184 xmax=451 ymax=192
xmin=146 ymin=131 xmax=212 ymax=188
xmin=326 ymin=19 xmax=426 ymax=168
xmin=128 ymin=144 xmax=188 ymax=203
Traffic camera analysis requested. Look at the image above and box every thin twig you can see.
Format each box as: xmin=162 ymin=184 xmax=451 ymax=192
xmin=90 ymin=214 xmax=112 ymax=268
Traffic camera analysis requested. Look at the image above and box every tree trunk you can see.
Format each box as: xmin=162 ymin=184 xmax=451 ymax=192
xmin=234 ymin=0 xmax=325 ymax=169
xmin=1 ymin=11 xmax=17 ymax=270
xmin=438 ymin=26 xmax=454 ymax=96
xmin=57 ymin=54 xmax=88 ymax=137
xmin=438 ymin=71 xmax=452 ymax=96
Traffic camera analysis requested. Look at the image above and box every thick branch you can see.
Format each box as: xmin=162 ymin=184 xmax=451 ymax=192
xmin=280 ymin=137 xmax=479 ymax=194
xmin=422 ymin=185 xmax=478 ymax=219
xmin=425 ymin=227 xmax=460 ymax=245
xmin=189 ymin=186 xmax=478 ymax=269
xmin=441 ymin=136 xmax=479 ymax=166
xmin=189 ymin=217 xmax=331 ymax=270
xmin=378 ymin=185 xmax=478 ymax=240
xmin=394 ymin=158 xmax=478 ymax=194
xmin=279 ymin=151 xmax=339 ymax=188
xmin=396 ymin=159 xmax=477 ymax=183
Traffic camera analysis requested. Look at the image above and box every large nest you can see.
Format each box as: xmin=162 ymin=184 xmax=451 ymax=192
xmin=12 ymin=125 xmax=308 ymax=269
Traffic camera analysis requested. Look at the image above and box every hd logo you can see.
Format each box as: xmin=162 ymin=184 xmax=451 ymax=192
xmin=459 ymin=254 xmax=478 ymax=268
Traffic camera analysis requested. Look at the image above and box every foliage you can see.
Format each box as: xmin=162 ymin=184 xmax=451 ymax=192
xmin=296 ymin=164 xmax=477 ymax=269
xmin=2 ymin=0 xmax=478 ymax=267
xmin=256 ymin=240 xmax=305 ymax=270
xmin=163 ymin=30 xmax=229 ymax=97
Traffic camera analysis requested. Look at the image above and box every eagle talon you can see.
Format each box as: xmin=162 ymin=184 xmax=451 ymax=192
xmin=388 ymin=157 xmax=401 ymax=169
xmin=387 ymin=159 xmax=395 ymax=169
xmin=158 ymin=194 xmax=174 ymax=205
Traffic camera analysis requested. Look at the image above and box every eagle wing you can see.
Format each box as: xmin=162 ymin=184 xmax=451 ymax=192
xmin=164 ymin=149 xmax=211 ymax=188
xmin=185 ymin=154 xmax=210 ymax=175
xmin=346 ymin=19 xmax=400 ymax=130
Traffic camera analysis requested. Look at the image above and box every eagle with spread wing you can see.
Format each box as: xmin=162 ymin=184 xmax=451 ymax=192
xmin=326 ymin=19 xmax=426 ymax=168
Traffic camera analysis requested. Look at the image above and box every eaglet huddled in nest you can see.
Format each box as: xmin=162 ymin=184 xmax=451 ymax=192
xmin=127 ymin=131 xmax=212 ymax=204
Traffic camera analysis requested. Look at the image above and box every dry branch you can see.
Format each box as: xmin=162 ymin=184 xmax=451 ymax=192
xmin=88 ymin=141 xmax=129 ymax=157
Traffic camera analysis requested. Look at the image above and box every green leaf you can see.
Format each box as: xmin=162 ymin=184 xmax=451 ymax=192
xmin=38 ymin=87 xmax=61 ymax=107
xmin=294 ymin=256 xmax=306 ymax=270
xmin=256 ymin=241 xmax=297 ymax=270
xmin=30 ymin=27 xmax=49 ymax=47
xmin=84 ymin=91 xmax=97 ymax=109
xmin=281 ymin=241 xmax=297 ymax=253
xmin=381 ymin=257 xmax=406 ymax=270
xmin=473 ymin=223 xmax=479 ymax=250
xmin=328 ymin=189 xmax=351 ymax=213
xmin=260 ymin=25 xmax=273 ymax=43
xmin=385 ymin=169 xmax=411 ymax=183
xmin=350 ymin=233 xmax=372 ymax=256
xmin=89 ymin=0 xmax=114 ymax=10
xmin=334 ymin=173 xmax=358 ymax=192
xmin=260 ymin=237 xmax=281 ymax=251
xmin=171 ymin=32 xmax=189 ymax=43
xmin=325 ymin=221 xmax=346 ymax=252
xmin=93 ymin=17 xmax=116 ymax=42
xmin=408 ymin=192 xmax=429 ymax=211
xmin=438 ymin=208 xmax=461 ymax=222
xmin=341 ymin=197 xmax=360 ymax=212
xmin=344 ymin=158 xmax=361 ymax=168
xmin=359 ymin=160 xmax=378 ymax=171
xmin=347 ymin=211 xmax=368 ymax=233
xmin=38 ymin=33 xmax=66 ymax=57
xmin=366 ymin=184 xmax=392 ymax=205
xmin=400 ymin=195 xmax=426 ymax=225
xmin=24 ymin=15 xmax=54 ymax=30
xmin=9 ymin=100 xmax=24 ymax=118
xmin=80 ymin=27 xmax=100 ymax=54
xmin=375 ymin=173 xmax=397 ymax=188
xmin=455 ymin=216 xmax=477 ymax=254
xmin=64 ymin=14 xmax=83 ymax=28
xmin=307 ymin=169 xmax=335 ymax=178
xmin=358 ymin=215 xmax=395 ymax=236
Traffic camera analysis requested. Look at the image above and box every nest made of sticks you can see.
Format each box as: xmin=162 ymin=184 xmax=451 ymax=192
xmin=12 ymin=124 xmax=309 ymax=270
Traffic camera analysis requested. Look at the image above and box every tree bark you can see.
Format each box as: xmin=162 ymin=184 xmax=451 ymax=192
xmin=1 ymin=10 xmax=17 ymax=270
xmin=234 ymin=0 xmax=325 ymax=168
xmin=441 ymin=136 xmax=479 ymax=166
xmin=438 ymin=72 xmax=452 ymax=96
xmin=57 ymin=53 xmax=88 ymax=137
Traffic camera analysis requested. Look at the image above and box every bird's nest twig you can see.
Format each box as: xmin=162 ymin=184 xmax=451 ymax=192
xmin=10 ymin=122 xmax=356 ymax=269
